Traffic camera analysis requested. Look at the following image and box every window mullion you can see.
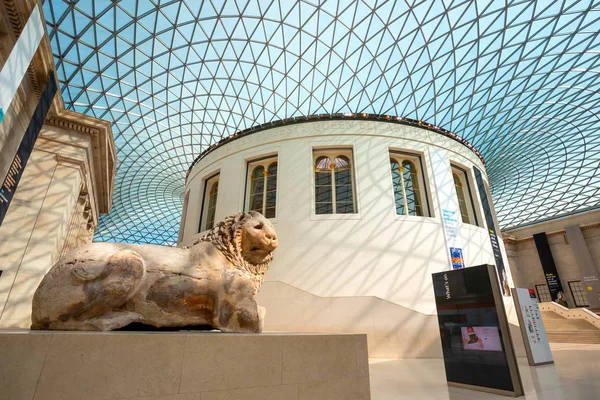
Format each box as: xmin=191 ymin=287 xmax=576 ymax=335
xmin=399 ymin=163 xmax=409 ymax=215
xmin=262 ymin=168 xmax=268 ymax=215
xmin=331 ymin=163 xmax=336 ymax=214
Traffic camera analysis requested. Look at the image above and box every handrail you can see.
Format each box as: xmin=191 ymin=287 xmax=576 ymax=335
xmin=539 ymin=302 xmax=600 ymax=329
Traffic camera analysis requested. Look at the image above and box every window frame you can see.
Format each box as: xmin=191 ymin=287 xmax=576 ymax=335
xmin=244 ymin=155 xmax=279 ymax=219
xmin=568 ymin=280 xmax=589 ymax=307
xmin=178 ymin=190 xmax=190 ymax=243
xmin=450 ymin=164 xmax=480 ymax=227
xmin=198 ymin=172 xmax=220 ymax=233
xmin=312 ymin=148 xmax=358 ymax=215
xmin=535 ymin=283 xmax=552 ymax=303
xmin=389 ymin=150 xmax=431 ymax=217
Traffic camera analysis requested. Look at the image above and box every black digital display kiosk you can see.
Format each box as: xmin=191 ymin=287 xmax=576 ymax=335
xmin=432 ymin=264 xmax=523 ymax=397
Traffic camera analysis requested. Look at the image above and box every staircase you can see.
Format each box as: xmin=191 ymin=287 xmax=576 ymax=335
xmin=541 ymin=310 xmax=600 ymax=344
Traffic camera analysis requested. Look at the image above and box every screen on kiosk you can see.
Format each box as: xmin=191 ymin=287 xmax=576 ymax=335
xmin=432 ymin=265 xmax=514 ymax=392
xmin=461 ymin=326 xmax=503 ymax=351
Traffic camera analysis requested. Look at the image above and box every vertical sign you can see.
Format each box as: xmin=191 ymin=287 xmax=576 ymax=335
xmin=0 ymin=6 xmax=45 ymax=122
xmin=511 ymin=288 xmax=553 ymax=366
xmin=432 ymin=265 xmax=523 ymax=396
xmin=0 ymin=72 xmax=57 ymax=226
xmin=430 ymin=148 xmax=465 ymax=269
xmin=532 ymin=232 xmax=564 ymax=301
xmin=473 ymin=167 xmax=508 ymax=295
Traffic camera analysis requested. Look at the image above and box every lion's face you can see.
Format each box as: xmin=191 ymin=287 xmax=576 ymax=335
xmin=239 ymin=213 xmax=278 ymax=265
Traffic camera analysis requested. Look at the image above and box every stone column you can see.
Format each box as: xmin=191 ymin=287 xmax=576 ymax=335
xmin=503 ymin=236 xmax=523 ymax=287
xmin=0 ymin=154 xmax=82 ymax=328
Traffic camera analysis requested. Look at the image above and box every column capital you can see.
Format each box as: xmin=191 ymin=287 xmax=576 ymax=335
xmin=55 ymin=154 xmax=86 ymax=171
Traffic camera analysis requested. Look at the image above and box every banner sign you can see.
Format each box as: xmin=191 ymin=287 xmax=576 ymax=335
xmin=0 ymin=6 xmax=45 ymax=122
xmin=432 ymin=265 xmax=523 ymax=396
xmin=450 ymin=247 xmax=465 ymax=269
xmin=430 ymin=148 xmax=465 ymax=269
xmin=512 ymin=288 xmax=553 ymax=366
xmin=473 ymin=167 xmax=508 ymax=295
xmin=532 ymin=232 xmax=564 ymax=301
xmin=0 ymin=72 xmax=57 ymax=226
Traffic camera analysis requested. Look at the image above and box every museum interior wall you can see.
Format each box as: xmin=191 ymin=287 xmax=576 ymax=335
xmin=0 ymin=0 xmax=116 ymax=328
xmin=180 ymin=120 xmax=524 ymax=358
xmin=0 ymin=112 xmax=116 ymax=328
xmin=0 ymin=0 xmax=526 ymax=360
xmin=503 ymin=209 xmax=600 ymax=310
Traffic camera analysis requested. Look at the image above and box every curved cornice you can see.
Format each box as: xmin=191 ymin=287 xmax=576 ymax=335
xmin=187 ymin=113 xmax=485 ymax=178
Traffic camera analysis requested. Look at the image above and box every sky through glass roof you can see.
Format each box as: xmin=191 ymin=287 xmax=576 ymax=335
xmin=43 ymin=0 xmax=600 ymax=245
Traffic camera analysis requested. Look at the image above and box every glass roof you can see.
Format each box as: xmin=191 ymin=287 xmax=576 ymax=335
xmin=43 ymin=0 xmax=600 ymax=245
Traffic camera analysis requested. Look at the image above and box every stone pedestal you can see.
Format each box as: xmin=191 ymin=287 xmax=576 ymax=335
xmin=0 ymin=331 xmax=370 ymax=400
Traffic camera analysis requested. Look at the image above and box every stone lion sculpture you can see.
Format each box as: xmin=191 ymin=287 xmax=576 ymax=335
xmin=31 ymin=211 xmax=277 ymax=333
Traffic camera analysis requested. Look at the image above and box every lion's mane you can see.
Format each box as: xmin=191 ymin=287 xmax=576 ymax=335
xmin=184 ymin=211 xmax=274 ymax=284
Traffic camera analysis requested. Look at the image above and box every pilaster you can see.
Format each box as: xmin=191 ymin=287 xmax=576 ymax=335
xmin=0 ymin=154 xmax=82 ymax=328
xmin=0 ymin=149 xmax=56 ymax=325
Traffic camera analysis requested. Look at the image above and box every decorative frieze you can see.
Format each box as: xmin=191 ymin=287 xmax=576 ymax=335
xmin=582 ymin=222 xmax=600 ymax=231
xmin=55 ymin=154 xmax=87 ymax=182
xmin=503 ymin=222 xmax=600 ymax=243
xmin=45 ymin=114 xmax=101 ymax=136
xmin=2 ymin=0 xmax=23 ymax=38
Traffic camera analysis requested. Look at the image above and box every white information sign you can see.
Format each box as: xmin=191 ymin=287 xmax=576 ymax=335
xmin=429 ymin=148 xmax=465 ymax=269
xmin=512 ymin=288 xmax=553 ymax=366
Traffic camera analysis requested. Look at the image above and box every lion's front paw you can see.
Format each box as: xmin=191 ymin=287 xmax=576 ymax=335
xmin=257 ymin=306 xmax=266 ymax=332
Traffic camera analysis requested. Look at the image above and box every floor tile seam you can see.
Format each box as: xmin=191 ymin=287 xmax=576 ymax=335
xmin=179 ymin=373 xmax=365 ymax=395
xmin=280 ymin=334 xmax=284 ymax=386
xmin=30 ymin=332 xmax=54 ymax=400
xmin=112 ymin=394 xmax=198 ymax=400
xmin=531 ymin=381 xmax=586 ymax=395
xmin=179 ymin=382 xmax=300 ymax=396
xmin=177 ymin=334 xmax=188 ymax=394
xmin=178 ymin=380 xmax=294 ymax=394
xmin=283 ymin=374 xmax=369 ymax=386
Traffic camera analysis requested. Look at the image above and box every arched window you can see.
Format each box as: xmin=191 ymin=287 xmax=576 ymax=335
xmin=453 ymin=173 xmax=470 ymax=223
xmin=205 ymin=181 xmax=218 ymax=230
xmin=315 ymin=156 xmax=333 ymax=214
xmin=249 ymin=165 xmax=265 ymax=212
xmin=247 ymin=157 xmax=278 ymax=218
xmin=314 ymin=150 xmax=356 ymax=214
xmin=451 ymin=165 xmax=479 ymax=225
xmin=199 ymin=173 xmax=220 ymax=232
xmin=390 ymin=152 xmax=429 ymax=217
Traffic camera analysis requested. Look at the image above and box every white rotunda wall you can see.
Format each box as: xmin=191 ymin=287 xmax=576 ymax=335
xmin=180 ymin=120 xmax=509 ymax=315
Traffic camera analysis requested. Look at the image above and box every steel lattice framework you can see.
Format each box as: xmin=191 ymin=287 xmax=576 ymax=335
xmin=43 ymin=0 xmax=600 ymax=245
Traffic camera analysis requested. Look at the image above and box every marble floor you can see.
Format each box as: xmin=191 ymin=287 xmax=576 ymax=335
xmin=369 ymin=343 xmax=600 ymax=399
